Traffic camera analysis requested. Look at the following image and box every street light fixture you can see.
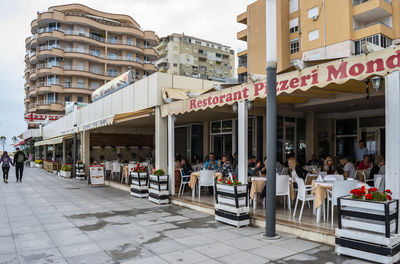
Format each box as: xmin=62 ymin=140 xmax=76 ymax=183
xmin=371 ymin=76 xmax=382 ymax=92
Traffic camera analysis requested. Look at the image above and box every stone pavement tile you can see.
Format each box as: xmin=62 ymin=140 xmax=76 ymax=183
xmin=14 ymin=238 xmax=55 ymax=253
xmin=217 ymin=251 xmax=269 ymax=264
xmin=120 ymin=255 xmax=169 ymax=264
xmin=137 ymin=218 xmax=166 ymax=226
xmin=9 ymin=223 xmax=44 ymax=235
xmin=66 ymin=251 xmax=117 ymax=264
xmin=229 ymin=236 xmax=273 ymax=251
xmin=52 ymin=233 xmax=93 ymax=247
xmin=204 ymin=229 xmax=242 ymax=242
xmin=104 ymin=241 xmax=154 ymax=262
xmin=42 ymin=221 xmax=76 ymax=231
xmin=146 ymin=222 xmax=178 ymax=232
xmin=161 ymin=215 xmax=190 ymax=222
xmin=17 ymin=247 xmax=67 ymax=264
xmin=163 ymin=228 xmax=197 ymax=239
xmin=0 ymin=238 xmax=16 ymax=255
xmin=0 ymin=227 xmax=13 ymax=237
xmin=230 ymin=226 xmax=265 ymax=236
xmin=58 ymin=241 xmax=104 ymax=258
xmin=159 ymin=249 xmax=212 ymax=264
xmin=0 ymin=253 xmax=19 ymax=264
xmin=48 ymin=227 xmax=84 ymax=238
xmin=175 ymin=208 xmax=210 ymax=219
xmin=274 ymin=238 xmax=320 ymax=253
xmin=13 ymin=231 xmax=51 ymax=242
xmin=250 ymin=244 xmax=297 ymax=261
xmin=175 ymin=234 xmax=218 ymax=248
xmin=194 ymin=242 xmax=239 ymax=259
xmin=143 ymin=238 xmax=187 ymax=255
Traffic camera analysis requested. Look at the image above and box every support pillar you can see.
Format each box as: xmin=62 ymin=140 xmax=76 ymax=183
xmin=62 ymin=140 xmax=66 ymax=164
xmin=385 ymin=71 xmax=400 ymax=200
xmin=82 ymin=131 xmax=90 ymax=178
xmin=238 ymin=101 xmax=248 ymax=184
xmin=168 ymin=115 xmax=175 ymax=195
xmin=155 ymin=106 xmax=168 ymax=180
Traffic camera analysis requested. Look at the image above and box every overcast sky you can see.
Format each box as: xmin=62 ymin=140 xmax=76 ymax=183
xmin=0 ymin=0 xmax=254 ymax=152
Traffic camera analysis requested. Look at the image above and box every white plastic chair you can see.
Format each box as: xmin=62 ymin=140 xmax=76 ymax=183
xmin=112 ymin=161 xmax=121 ymax=181
xmin=105 ymin=161 xmax=112 ymax=179
xmin=178 ymin=169 xmax=191 ymax=197
xmin=293 ymin=178 xmax=315 ymax=222
xmin=326 ymin=180 xmax=358 ymax=226
xmin=374 ymin=174 xmax=385 ymax=192
xmin=198 ymin=170 xmax=215 ymax=200
xmin=276 ymin=175 xmax=291 ymax=212
xmin=319 ymin=172 xmax=327 ymax=178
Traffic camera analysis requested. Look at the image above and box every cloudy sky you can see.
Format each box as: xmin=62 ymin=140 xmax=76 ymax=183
xmin=0 ymin=0 xmax=254 ymax=151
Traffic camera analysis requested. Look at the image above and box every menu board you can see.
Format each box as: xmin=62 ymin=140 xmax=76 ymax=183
xmin=89 ymin=166 xmax=105 ymax=186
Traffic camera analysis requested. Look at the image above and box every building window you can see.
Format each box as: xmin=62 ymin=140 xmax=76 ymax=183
xmin=64 ymin=79 xmax=71 ymax=88
xmin=109 ymin=36 xmax=118 ymax=44
xmin=64 ymin=97 xmax=70 ymax=103
xmin=127 ymin=37 xmax=132 ymax=45
xmin=308 ymin=6 xmax=319 ymax=19
xmin=77 ymin=79 xmax=84 ymax=89
xmin=144 ymin=41 xmax=149 ymax=48
xmin=354 ymin=34 xmax=392 ymax=55
xmin=78 ymin=28 xmax=86 ymax=36
xmin=47 ymin=75 xmax=59 ymax=86
xmin=173 ymin=63 xmax=178 ymax=67
xmin=308 ymin=30 xmax=319 ymax=41
xmin=109 ymin=52 xmax=117 ymax=60
xmin=108 ymin=69 xmax=117 ymax=77
xmin=289 ymin=0 xmax=299 ymax=13
xmin=289 ymin=18 xmax=299 ymax=33
xmin=91 ymin=49 xmax=100 ymax=57
xmin=127 ymin=53 xmax=133 ymax=61
xmin=77 ymin=96 xmax=83 ymax=103
xmin=290 ymin=39 xmax=299 ymax=54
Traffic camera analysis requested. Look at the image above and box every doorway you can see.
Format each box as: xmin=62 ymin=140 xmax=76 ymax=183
xmin=211 ymin=135 xmax=232 ymax=159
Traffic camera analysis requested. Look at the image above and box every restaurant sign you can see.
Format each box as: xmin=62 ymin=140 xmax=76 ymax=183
xmin=161 ymin=46 xmax=400 ymax=117
xmin=24 ymin=113 xmax=63 ymax=122
xmin=91 ymin=70 xmax=133 ymax=103
xmin=65 ymin=102 xmax=88 ymax=115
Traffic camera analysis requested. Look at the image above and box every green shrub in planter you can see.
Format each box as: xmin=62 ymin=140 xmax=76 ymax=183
xmin=153 ymin=169 xmax=165 ymax=176
xmin=61 ymin=164 xmax=72 ymax=172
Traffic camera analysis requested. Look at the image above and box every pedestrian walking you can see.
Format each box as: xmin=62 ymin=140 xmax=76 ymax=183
xmin=13 ymin=148 xmax=26 ymax=183
xmin=0 ymin=151 xmax=14 ymax=183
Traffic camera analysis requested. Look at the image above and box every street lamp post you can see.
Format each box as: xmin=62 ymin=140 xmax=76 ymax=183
xmin=264 ymin=0 xmax=279 ymax=239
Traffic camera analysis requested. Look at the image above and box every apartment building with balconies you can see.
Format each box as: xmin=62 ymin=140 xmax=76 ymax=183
xmin=237 ymin=0 xmax=400 ymax=82
xmin=24 ymin=4 xmax=159 ymax=117
xmin=155 ymin=33 xmax=235 ymax=82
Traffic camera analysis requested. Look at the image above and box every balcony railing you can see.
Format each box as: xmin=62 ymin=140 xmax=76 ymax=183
xmin=64 ymin=65 xmax=104 ymax=75
xmin=63 ymin=11 xmax=139 ymax=30
xmin=64 ymin=83 xmax=96 ymax=90
xmin=29 ymin=87 xmax=35 ymax=92
xmin=29 ymin=103 xmax=35 ymax=109
xmin=354 ymin=21 xmax=392 ymax=31
xmin=63 ymin=30 xmax=144 ymax=47
xmin=36 ymin=100 xmax=62 ymax=106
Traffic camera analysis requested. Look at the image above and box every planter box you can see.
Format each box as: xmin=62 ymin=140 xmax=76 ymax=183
xmin=148 ymin=174 xmax=169 ymax=204
xmin=60 ymin=170 xmax=71 ymax=178
xmin=214 ymin=183 xmax=250 ymax=228
xmin=336 ymin=196 xmax=400 ymax=263
xmin=30 ymin=161 xmax=35 ymax=167
xmin=75 ymin=164 xmax=85 ymax=180
xmin=130 ymin=172 xmax=148 ymax=199
xmin=131 ymin=185 xmax=149 ymax=198
xmin=131 ymin=172 xmax=148 ymax=179
xmin=35 ymin=164 xmax=43 ymax=168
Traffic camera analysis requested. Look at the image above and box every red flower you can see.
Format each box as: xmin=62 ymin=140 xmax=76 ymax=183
xmin=218 ymin=179 xmax=222 ymax=182
xmin=369 ymin=187 xmax=378 ymax=193
xmin=366 ymin=193 xmax=373 ymax=200
xmin=387 ymin=195 xmax=392 ymax=200
xmin=386 ymin=189 xmax=392 ymax=194
xmin=227 ymin=180 xmax=232 ymax=185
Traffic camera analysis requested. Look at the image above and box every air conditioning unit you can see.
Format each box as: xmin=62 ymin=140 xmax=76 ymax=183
xmin=312 ymin=15 xmax=319 ymax=21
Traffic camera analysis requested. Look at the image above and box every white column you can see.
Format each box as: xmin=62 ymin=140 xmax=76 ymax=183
xmin=155 ymin=106 xmax=168 ymax=171
xmin=82 ymin=131 xmax=90 ymax=177
xmin=168 ymin=115 xmax=175 ymax=195
xmin=385 ymin=71 xmax=400 ymax=199
xmin=238 ymin=101 xmax=248 ymax=184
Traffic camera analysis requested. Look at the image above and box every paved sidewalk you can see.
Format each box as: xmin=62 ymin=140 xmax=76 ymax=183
xmin=0 ymin=167 xmax=369 ymax=264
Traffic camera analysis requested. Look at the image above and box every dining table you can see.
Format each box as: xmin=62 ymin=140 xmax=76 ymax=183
xmin=189 ymin=171 xmax=222 ymax=199
xmin=312 ymin=179 xmax=369 ymax=223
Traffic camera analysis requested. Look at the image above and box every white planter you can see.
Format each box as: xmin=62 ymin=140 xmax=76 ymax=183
xmin=35 ymin=164 xmax=43 ymax=168
xmin=149 ymin=174 xmax=168 ymax=182
xmin=150 ymin=183 xmax=168 ymax=190
xmin=214 ymin=183 xmax=250 ymax=228
xmin=148 ymin=174 xmax=169 ymax=204
xmin=60 ymin=171 xmax=71 ymax=178
xmin=336 ymin=196 xmax=400 ymax=263
xmin=132 ymin=179 xmax=148 ymax=186
xmin=131 ymin=172 xmax=147 ymax=178
xmin=30 ymin=161 xmax=35 ymax=167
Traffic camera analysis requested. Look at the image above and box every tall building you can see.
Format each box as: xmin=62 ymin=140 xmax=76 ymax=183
xmin=155 ymin=33 xmax=235 ymax=82
xmin=24 ymin=4 xmax=159 ymax=119
xmin=237 ymin=0 xmax=400 ymax=82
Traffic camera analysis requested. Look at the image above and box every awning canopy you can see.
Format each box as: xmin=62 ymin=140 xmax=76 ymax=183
xmin=34 ymin=136 xmax=65 ymax=146
xmin=14 ymin=141 xmax=25 ymax=147
xmin=161 ymin=45 xmax=400 ymax=117
xmin=78 ymin=115 xmax=114 ymax=132
xmin=113 ymin=108 xmax=154 ymax=124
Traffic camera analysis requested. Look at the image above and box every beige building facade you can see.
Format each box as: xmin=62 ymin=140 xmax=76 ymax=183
xmin=24 ymin=4 xmax=159 ymax=118
xmin=156 ymin=33 xmax=235 ymax=82
xmin=237 ymin=0 xmax=400 ymax=81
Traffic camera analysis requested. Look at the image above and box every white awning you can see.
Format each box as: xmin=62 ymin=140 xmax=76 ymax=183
xmin=78 ymin=115 xmax=114 ymax=132
xmin=34 ymin=136 xmax=65 ymax=147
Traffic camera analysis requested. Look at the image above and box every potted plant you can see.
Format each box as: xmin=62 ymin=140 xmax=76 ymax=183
xmin=148 ymin=169 xmax=169 ymax=204
xmin=214 ymin=177 xmax=250 ymax=228
xmin=336 ymin=186 xmax=400 ymax=263
xmin=130 ymin=163 xmax=148 ymax=198
xmin=35 ymin=159 xmax=43 ymax=168
xmin=52 ymin=162 xmax=59 ymax=174
xmin=60 ymin=164 xmax=72 ymax=178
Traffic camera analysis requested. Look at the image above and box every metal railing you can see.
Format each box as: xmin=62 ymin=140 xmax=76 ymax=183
xmin=36 ymin=100 xmax=62 ymax=106
xmin=29 ymin=87 xmax=35 ymax=92
xmin=64 ymin=65 xmax=104 ymax=75
xmin=64 ymin=83 xmax=96 ymax=90
xmin=64 ymin=11 xmax=140 ymax=30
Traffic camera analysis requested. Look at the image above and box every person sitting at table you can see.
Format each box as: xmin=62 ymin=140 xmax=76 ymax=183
xmin=323 ymin=156 xmax=335 ymax=174
xmin=307 ymin=154 xmax=320 ymax=166
xmin=193 ymin=154 xmax=202 ymax=165
xmin=248 ymin=157 xmax=262 ymax=176
xmin=259 ymin=157 xmax=284 ymax=175
xmin=181 ymin=158 xmax=192 ymax=176
xmin=340 ymin=157 xmax=356 ymax=179
xmin=288 ymin=158 xmax=308 ymax=180
xmin=175 ymin=153 xmax=183 ymax=168
xmin=220 ymin=155 xmax=234 ymax=178
xmin=357 ymin=154 xmax=371 ymax=170
xmin=204 ymin=153 xmax=219 ymax=170
xmin=370 ymin=155 xmax=385 ymax=179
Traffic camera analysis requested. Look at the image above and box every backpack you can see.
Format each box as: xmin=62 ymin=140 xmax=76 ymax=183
xmin=16 ymin=153 xmax=25 ymax=163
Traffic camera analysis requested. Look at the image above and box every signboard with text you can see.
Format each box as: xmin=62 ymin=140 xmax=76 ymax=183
xmin=91 ymin=70 xmax=133 ymax=103
xmin=24 ymin=113 xmax=63 ymax=123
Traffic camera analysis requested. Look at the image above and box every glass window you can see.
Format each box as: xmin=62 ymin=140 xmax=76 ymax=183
xmin=360 ymin=116 xmax=385 ymax=128
xmin=289 ymin=18 xmax=299 ymax=33
xmin=77 ymin=79 xmax=84 ymax=88
xmin=289 ymin=0 xmax=299 ymax=13
xmin=336 ymin=137 xmax=357 ymax=161
xmin=77 ymin=96 xmax=83 ymax=103
xmin=222 ymin=120 xmax=232 ymax=132
xmin=91 ymin=49 xmax=100 ymax=57
xmin=290 ymin=39 xmax=299 ymax=54
xmin=47 ymin=75 xmax=59 ymax=85
xmin=109 ymin=36 xmax=118 ymax=44
xmin=127 ymin=53 xmax=132 ymax=61
xmin=108 ymin=69 xmax=117 ymax=77
xmin=211 ymin=121 xmax=221 ymax=134
xmin=109 ymin=52 xmax=117 ymax=60
xmin=296 ymin=118 xmax=306 ymax=165
xmin=127 ymin=37 xmax=132 ymax=45
xmin=64 ymin=97 xmax=70 ymax=103
xmin=336 ymin=119 xmax=357 ymax=135
xmin=191 ymin=124 xmax=203 ymax=163
xmin=308 ymin=6 xmax=319 ymax=19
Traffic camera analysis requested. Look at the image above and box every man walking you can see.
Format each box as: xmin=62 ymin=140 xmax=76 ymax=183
xmin=13 ymin=148 xmax=26 ymax=182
